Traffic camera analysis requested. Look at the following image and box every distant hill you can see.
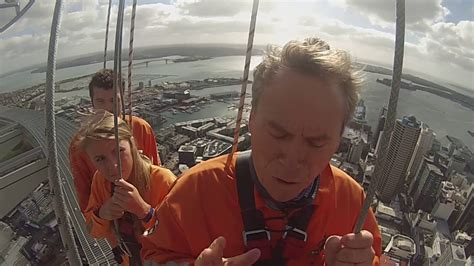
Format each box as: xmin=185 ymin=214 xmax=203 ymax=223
xmin=362 ymin=64 xmax=472 ymax=94
xmin=31 ymin=44 xmax=266 ymax=74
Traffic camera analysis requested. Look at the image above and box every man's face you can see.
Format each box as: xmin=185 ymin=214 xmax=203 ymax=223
xmin=249 ymin=68 xmax=345 ymax=202
xmin=91 ymin=87 xmax=121 ymax=114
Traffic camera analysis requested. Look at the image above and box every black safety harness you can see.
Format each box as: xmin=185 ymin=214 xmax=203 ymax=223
xmin=236 ymin=151 xmax=318 ymax=265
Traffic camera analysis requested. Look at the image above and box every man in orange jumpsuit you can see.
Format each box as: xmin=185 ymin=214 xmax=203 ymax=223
xmin=142 ymin=37 xmax=382 ymax=265
xmin=69 ymin=69 xmax=161 ymax=213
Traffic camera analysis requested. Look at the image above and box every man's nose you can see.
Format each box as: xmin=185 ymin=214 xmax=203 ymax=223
xmin=280 ymin=140 xmax=307 ymax=169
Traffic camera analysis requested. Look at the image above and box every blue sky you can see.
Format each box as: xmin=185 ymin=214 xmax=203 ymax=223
xmin=443 ymin=0 xmax=473 ymax=22
xmin=0 ymin=0 xmax=472 ymax=89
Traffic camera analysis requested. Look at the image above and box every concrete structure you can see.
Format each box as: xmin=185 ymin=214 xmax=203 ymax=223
xmin=432 ymin=198 xmax=455 ymax=221
xmin=384 ymin=234 xmax=416 ymax=261
xmin=348 ymin=139 xmax=365 ymax=164
xmin=413 ymin=161 xmax=444 ymax=212
xmin=0 ymin=146 xmax=48 ymax=218
xmin=0 ymin=221 xmax=14 ymax=254
xmin=410 ymin=228 xmax=426 ymax=265
xmin=372 ymin=106 xmax=387 ymax=149
xmin=202 ymin=139 xmax=232 ymax=160
xmin=406 ymin=123 xmax=435 ymax=183
xmin=353 ymin=99 xmax=367 ymax=123
xmin=376 ymin=115 xmax=421 ymax=203
xmin=464 ymin=238 xmax=474 ymax=258
xmin=452 ymin=231 xmax=471 ymax=247
xmin=454 ymin=187 xmax=473 ymax=233
xmin=447 ymin=154 xmax=467 ymax=176
xmin=0 ymin=107 xmax=115 ymax=265
xmin=412 ymin=211 xmax=437 ymax=232
xmin=0 ymin=121 xmax=22 ymax=161
xmin=178 ymin=145 xmax=197 ymax=167
xmin=166 ymin=134 xmax=191 ymax=150
xmin=431 ymin=181 xmax=456 ymax=221
xmin=433 ymin=243 xmax=467 ymax=266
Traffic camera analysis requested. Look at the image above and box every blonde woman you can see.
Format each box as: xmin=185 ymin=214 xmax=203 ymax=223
xmin=76 ymin=110 xmax=175 ymax=265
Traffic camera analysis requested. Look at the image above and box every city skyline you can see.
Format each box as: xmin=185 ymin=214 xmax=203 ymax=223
xmin=0 ymin=0 xmax=473 ymax=89
xmin=0 ymin=1 xmax=473 ymax=263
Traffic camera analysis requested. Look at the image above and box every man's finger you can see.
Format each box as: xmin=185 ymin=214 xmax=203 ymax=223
xmin=324 ymin=235 xmax=342 ymax=266
xmin=335 ymin=247 xmax=375 ymax=264
xmin=225 ymin=248 xmax=260 ymax=266
xmin=209 ymin=236 xmax=226 ymax=259
xmin=341 ymin=230 xmax=373 ymax=249
xmin=195 ymin=237 xmax=226 ymax=266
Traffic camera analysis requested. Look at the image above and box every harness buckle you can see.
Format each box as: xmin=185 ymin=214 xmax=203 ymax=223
xmin=242 ymin=229 xmax=271 ymax=246
xmin=283 ymin=227 xmax=308 ymax=242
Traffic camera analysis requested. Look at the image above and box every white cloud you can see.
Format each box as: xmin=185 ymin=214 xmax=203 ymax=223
xmin=175 ymin=0 xmax=252 ymax=17
xmin=0 ymin=0 xmax=472 ymax=89
xmin=333 ymin=0 xmax=450 ymax=32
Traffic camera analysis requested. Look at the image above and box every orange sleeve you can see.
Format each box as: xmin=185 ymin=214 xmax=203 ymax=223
xmin=143 ymin=124 xmax=160 ymax=166
xmin=69 ymin=139 xmax=95 ymax=213
xmin=84 ymin=173 xmax=115 ymax=242
xmin=140 ymin=167 xmax=176 ymax=231
xmin=141 ymin=199 xmax=195 ymax=264
xmin=131 ymin=116 xmax=161 ymax=166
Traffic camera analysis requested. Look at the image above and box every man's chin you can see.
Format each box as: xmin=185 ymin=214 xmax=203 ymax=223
xmin=267 ymin=188 xmax=300 ymax=203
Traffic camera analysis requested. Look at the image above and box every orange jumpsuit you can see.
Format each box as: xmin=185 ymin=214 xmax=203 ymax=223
xmin=85 ymin=165 xmax=176 ymax=265
xmin=69 ymin=115 xmax=161 ymax=213
xmin=141 ymin=154 xmax=382 ymax=265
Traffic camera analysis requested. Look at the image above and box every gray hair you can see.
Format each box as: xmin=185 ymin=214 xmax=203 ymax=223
xmin=251 ymin=37 xmax=363 ymax=124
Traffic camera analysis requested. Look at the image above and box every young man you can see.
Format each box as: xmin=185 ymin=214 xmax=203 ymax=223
xmin=141 ymin=38 xmax=382 ymax=265
xmin=69 ymin=69 xmax=161 ymax=213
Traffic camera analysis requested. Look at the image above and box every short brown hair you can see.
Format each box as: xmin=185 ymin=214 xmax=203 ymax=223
xmin=88 ymin=69 xmax=124 ymax=100
xmin=252 ymin=37 xmax=362 ymax=124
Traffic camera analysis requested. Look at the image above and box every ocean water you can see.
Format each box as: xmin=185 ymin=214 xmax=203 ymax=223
xmin=1 ymin=56 xmax=472 ymax=149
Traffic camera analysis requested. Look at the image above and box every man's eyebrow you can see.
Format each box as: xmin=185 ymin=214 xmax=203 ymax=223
xmin=268 ymin=120 xmax=290 ymax=133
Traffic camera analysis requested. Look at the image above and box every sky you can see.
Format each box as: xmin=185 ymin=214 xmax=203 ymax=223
xmin=0 ymin=0 xmax=473 ymax=90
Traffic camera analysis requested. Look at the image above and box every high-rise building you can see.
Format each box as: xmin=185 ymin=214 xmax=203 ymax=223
xmin=348 ymin=139 xmax=365 ymax=164
xmin=372 ymin=106 xmax=387 ymax=149
xmin=432 ymin=198 xmax=455 ymax=221
xmin=446 ymin=155 xmax=467 ymax=176
xmin=353 ymin=99 xmax=367 ymax=123
xmin=433 ymin=243 xmax=467 ymax=266
xmin=376 ymin=115 xmax=421 ymax=203
xmin=406 ymin=123 xmax=435 ymax=183
xmin=465 ymin=238 xmax=474 ymax=258
xmin=431 ymin=181 xmax=455 ymax=220
xmin=413 ymin=161 xmax=443 ymax=212
xmin=454 ymin=187 xmax=474 ymax=233
xmin=178 ymin=145 xmax=197 ymax=167
xmin=410 ymin=228 xmax=425 ymax=266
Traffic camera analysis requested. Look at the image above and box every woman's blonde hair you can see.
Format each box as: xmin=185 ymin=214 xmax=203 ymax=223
xmin=252 ymin=37 xmax=363 ymax=124
xmin=76 ymin=110 xmax=152 ymax=194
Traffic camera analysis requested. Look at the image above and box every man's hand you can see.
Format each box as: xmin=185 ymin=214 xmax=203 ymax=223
xmin=324 ymin=230 xmax=375 ymax=266
xmin=98 ymin=197 xmax=125 ymax=220
xmin=113 ymin=179 xmax=150 ymax=219
xmin=195 ymin=236 xmax=261 ymax=266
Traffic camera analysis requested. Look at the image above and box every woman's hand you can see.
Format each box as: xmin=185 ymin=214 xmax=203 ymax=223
xmin=98 ymin=197 xmax=125 ymax=220
xmin=112 ymin=179 xmax=150 ymax=219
